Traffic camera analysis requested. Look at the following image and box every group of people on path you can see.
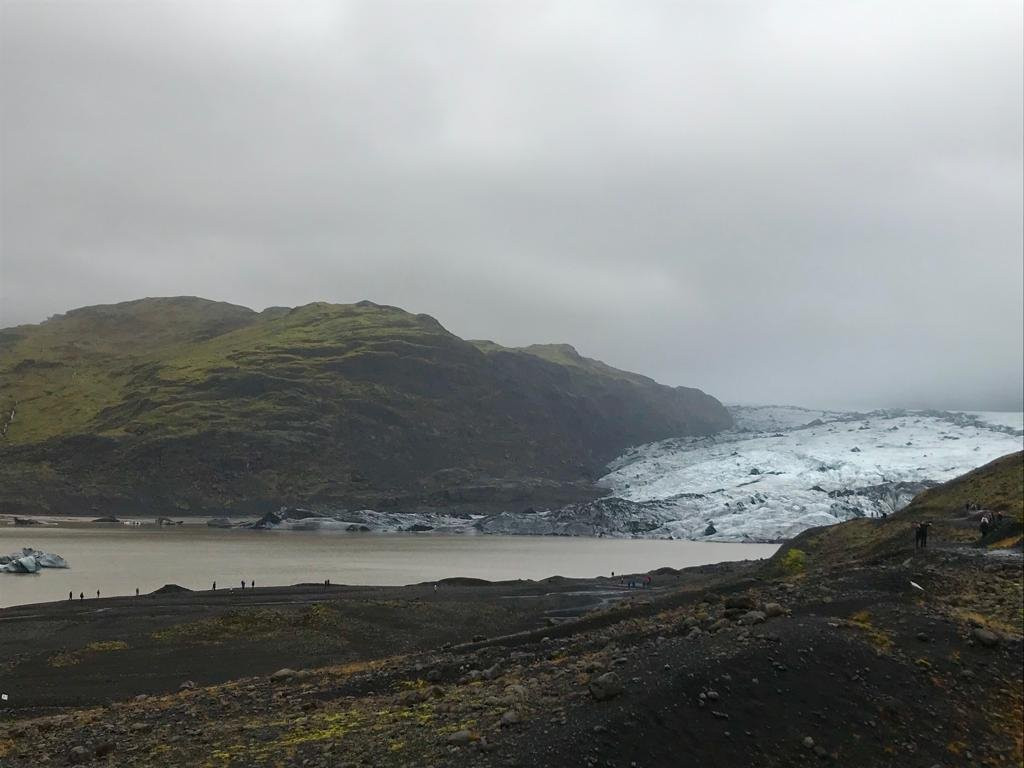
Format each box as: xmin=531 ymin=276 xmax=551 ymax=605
xmin=68 ymin=578 xmax=342 ymax=601
xmin=612 ymin=571 xmax=653 ymax=589
xmin=69 ymin=590 xmax=102 ymax=601
xmin=913 ymin=505 xmax=1007 ymax=549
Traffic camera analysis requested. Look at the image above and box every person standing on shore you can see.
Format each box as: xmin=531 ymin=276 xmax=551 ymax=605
xmin=68 ymin=591 xmax=72 ymax=601
xmin=915 ymin=521 xmax=932 ymax=549
xmin=79 ymin=592 xmax=84 ymax=601
xmin=240 ymin=580 xmax=245 ymax=590
xmin=212 ymin=581 xmax=216 ymax=591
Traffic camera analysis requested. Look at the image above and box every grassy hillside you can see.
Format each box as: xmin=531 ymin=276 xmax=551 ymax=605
xmin=0 ymin=297 xmax=731 ymax=515
xmin=774 ymin=451 xmax=1024 ymax=571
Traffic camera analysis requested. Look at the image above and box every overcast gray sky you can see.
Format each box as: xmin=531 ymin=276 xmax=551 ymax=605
xmin=1 ymin=1 xmax=1021 ymax=410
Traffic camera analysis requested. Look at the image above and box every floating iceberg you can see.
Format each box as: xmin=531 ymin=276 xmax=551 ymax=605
xmin=0 ymin=547 xmax=69 ymax=573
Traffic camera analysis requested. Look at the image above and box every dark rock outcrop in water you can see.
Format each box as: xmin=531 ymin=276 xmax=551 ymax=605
xmin=474 ymin=497 xmax=677 ymax=537
xmin=0 ymin=297 xmax=731 ymax=516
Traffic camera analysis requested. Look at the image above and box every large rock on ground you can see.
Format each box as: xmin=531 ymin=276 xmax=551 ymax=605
xmin=589 ymin=672 xmax=624 ymax=701
xmin=971 ymin=628 xmax=1000 ymax=647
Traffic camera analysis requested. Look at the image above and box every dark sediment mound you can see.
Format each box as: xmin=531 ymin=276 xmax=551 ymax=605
xmin=650 ymin=566 xmax=681 ymax=575
xmin=151 ymin=584 xmax=191 ymax=595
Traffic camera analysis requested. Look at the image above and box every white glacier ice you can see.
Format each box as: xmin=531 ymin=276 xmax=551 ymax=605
xmin=596 ymin=406 xmax=1023 ymax=542
xmin=210 ymin=406 xmax=1022 ymax=543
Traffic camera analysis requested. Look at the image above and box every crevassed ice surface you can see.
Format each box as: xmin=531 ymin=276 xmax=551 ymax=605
xmin=599 ymin=406 xmax=1024 ymax=542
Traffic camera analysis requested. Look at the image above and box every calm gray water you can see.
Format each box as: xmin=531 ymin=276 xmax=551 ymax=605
xmin=0 ymin=524 xmax=779 ymax=608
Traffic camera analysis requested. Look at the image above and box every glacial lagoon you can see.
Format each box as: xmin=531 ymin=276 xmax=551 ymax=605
xmin=0 ymin=523 xmax=778 ymax=608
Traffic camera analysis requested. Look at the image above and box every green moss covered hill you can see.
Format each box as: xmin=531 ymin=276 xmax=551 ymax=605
xmin=0 ymin=297 xmax=731 ymax=515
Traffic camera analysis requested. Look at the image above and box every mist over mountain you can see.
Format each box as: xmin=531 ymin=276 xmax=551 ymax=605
xmin=3 ymin=1 xmax=1021 ymax=412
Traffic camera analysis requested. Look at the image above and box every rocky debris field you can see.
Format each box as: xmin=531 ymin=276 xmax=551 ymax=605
xmin=0 ymin=542 xmax=1020 ymax=768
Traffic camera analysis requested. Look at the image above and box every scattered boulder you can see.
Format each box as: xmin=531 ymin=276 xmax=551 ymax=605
xmin=500 ymin=709 xmax=521 ymax=727
xmin=971 ymin=628 xmax=1000 ymax=647
xmin=447 ymin=729 xmax=477 ymax=745
xmin=397 ymin=687 xmax=433 ymax=705
xmin=482 ymin=663 xmax=502 ymax=680
xmin=764 ymin=602 xmax=786 ymax=618
xmin=709 ymin=618 xmax=732 ymax=633
xmin=270 ymin=668 xmax=298 ymax=682
xmin=739 ymin=610 xmax=766 ymax=626
xmin=589 ymin=672 xmax=624 ymax=701
xmin=67 ymin=745 xmax=90 ymax=764
xmin=94 ymin=741 xmax=116 ymax=758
